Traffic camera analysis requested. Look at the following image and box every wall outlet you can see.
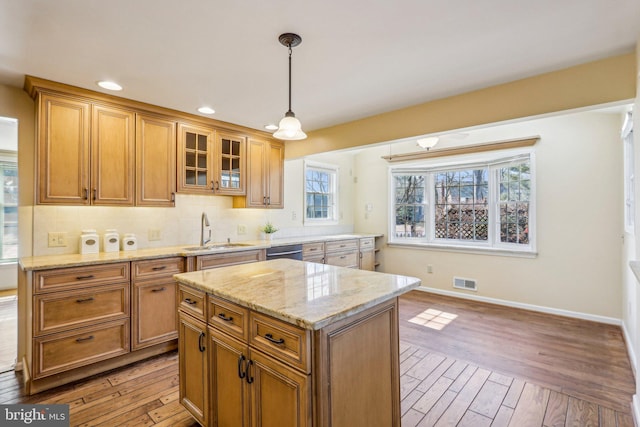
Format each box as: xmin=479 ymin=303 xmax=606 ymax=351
xmin=237 ymin=224 xmax=247 ymax=235
xmin=148 ymin=229 xmax=162 ymax=241
xmin=48 ymin=232 xmax=67 ymax=247
xmin=427 ymin=264 xmax=433 ymax=274
xmin=291 ymin=211 xmax=297 ymax=220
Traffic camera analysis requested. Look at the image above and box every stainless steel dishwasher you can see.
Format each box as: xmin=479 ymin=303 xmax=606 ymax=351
xmin=265 ymin=244 xmax=303 ymax=260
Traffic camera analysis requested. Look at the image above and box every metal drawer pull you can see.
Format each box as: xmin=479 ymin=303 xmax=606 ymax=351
xmin=151 ymin=287 xmax=166 ymax=292
xmin=340 ymin=256 xmax=346 ymax=259
xmin=184 ymin=298 xmax=198 ymax=305
xmin=76 ymin=335 xmax=94 ymax=343
xmin=152 ymin=266 xmax=167 ymax=271
xmin=76 ymin=275 xmax=95 ymax=280
xmin=245 ymin=359 xmax=254 ymax=384
xmin=218 ymin=313 xmax=234 ymax=322
xmin=264 ymin=333 xmax=285 ymax=345
xmin=76 ymin=297 xmax=95 ymax=303
xmin=238 ymin=354 xmax=246 ymax=379
xmin=198 ymin=332 xmax=206 ymax=352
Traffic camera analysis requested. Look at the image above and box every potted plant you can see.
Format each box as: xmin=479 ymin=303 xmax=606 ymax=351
xmin=260 ymin=222 xmax=279 ymax=240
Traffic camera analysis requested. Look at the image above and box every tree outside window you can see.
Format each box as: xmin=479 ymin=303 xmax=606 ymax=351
xmin=305 ymin=163 xmax=338 ymax=222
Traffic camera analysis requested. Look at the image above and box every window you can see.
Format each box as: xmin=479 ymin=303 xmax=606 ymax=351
xmin=304 ymin=161 xmax=338 ymax=223
xmin=390 ymin=151 xmax=535 ymax=254
xmin=623 ymin=111 xmax=634 ymax=233
xmin=0 ymin=153 xmax=17 ymax=262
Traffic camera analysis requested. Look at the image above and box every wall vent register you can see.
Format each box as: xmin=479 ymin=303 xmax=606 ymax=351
xmin=453 ymin=277 xmax=477 ymax=291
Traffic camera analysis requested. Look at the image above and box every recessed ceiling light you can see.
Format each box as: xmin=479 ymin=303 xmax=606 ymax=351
xmin=97 ymin=81 xmax=123 ymax=91
xmin=264 ymin=124 xmax=278 ymax=131
xmin=198 ymin=106 xmax=215 ymax=115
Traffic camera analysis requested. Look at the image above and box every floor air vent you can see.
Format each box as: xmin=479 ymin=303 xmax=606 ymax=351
xmin=453 ymin=277 xmax=477 ymax=291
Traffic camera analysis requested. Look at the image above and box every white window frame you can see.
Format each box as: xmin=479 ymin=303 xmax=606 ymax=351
xmin=304 ymin=160 xmax=339 ymax=225
xmin=622 ymin=111 xmax=634 ymax=234
xmin=388 ymin=149 xmax=536 ymax=256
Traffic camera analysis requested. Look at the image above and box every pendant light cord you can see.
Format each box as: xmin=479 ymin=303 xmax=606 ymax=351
xmin=287 ymin=44 xmax=293 ymax=114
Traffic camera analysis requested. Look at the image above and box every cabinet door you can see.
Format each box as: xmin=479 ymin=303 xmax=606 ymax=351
xmin=177 ymin=123 xmax=215 ymax=194
xmin=244 ymin=138 xmax=267 ymax=207
xmin=249 ymin=350 xmax=310 ymax=427
xmin=179 ymin=313 xmax=209 ymax=426
xmin=136 ymin=114 xmax=177 ymax=206
xmin=359 ymin=249 xmax=375 ymax=271
xmin=37 ymin=93 xmax=90 ymax=205
xmin=209 ymin=327 xmax=250 ymax=427
xmin=91 ymin=104 xmax=135 ymax=205
xmin=132 ymin=281 xmax=177 ymax=350
xmin=266 ymin=141 xmax=284 ymax=208
xmin=215 ymin=131 xmax=247 ymax=195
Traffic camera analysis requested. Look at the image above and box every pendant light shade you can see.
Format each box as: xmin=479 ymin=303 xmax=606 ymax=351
xmin=273 ymin=33 xmax=307 ymax=141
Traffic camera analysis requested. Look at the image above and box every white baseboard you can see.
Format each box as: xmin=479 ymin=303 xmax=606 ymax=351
xmin=416 ymin=286 xmax=621 ymax=325
xmin=633 ymin=395 xmax=640 ymax=427
xmin=622 ymin=321 xmax=637 ymax=378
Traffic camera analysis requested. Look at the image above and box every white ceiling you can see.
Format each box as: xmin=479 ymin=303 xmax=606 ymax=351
xmin=1 ymin=1 xmax=639 ymax=134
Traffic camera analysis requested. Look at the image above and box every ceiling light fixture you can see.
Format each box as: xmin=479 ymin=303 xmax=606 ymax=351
xmin=416 ymin=137 xmax=439 ymax=150
xmin=97 ymin=81 xmax=122 ymax=91
xmin=273 ymin=33 xmax=307 ymax=141
xmin=197 ymin=106 xmax=215 ymax=114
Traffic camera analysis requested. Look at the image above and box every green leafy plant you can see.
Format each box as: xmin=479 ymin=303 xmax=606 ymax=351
xmin=260 ymin=222 xmax=278 ymax=234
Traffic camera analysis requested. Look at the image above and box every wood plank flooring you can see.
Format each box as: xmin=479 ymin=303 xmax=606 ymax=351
xmin=0 ymin=290 xmax=634 ymax=426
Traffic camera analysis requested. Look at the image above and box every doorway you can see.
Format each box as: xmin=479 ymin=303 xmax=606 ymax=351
xmin=0 ymin=116 xmax=18 ymax=372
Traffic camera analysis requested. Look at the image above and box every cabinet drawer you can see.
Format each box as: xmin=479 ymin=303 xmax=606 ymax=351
xmin=325 ymin=251 xmax=359 ymax=268
xmin=304 ymin=255 xmax=325 ymax=264
xmin=197 ymin=249 xmax=265 ymax=270
xmin=325 ymin=239 xmax=358 ymax=253
xmin=250 ymin=311 xmax=310 ymax=373
xmin=178 ymin=285 xmax=206 ymax=321
xmin=34 ymin=283 xmax=129 ymax=336
xmin=32 ymin=319 xmax=130 ymax=379
xmin=208 ymin=295 xmax=248 ymax=342
xmin=132 ymin=257 xmax=185 ymax=281
xmin=359 ymin=237 xmax=375 ymax=249
xmin=33 ymin=262 xmax=130 ymax=294
xmin=302 ymin=242 xmax=324 ymax=258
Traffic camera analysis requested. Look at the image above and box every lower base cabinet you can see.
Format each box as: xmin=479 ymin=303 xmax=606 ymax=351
xmin=178 ymin=284 xmax=399 ymax=427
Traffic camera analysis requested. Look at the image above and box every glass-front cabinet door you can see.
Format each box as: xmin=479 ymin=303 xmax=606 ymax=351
xmin=177 ymin=123 xmax=215 ymax=194
xmin=215 ymin=131 xmax=246 ymax=196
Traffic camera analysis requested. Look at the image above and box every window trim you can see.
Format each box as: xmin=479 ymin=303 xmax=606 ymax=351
xmin=303 ymin=160 xmax=339 ymax=225
xmin=388 ymin=148 xmax=536 ymax=256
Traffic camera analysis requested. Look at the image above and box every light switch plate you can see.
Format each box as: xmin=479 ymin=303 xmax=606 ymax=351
xmin=48 ymin=232 xmax=67 ymax=247
xmin=237 ymin=224 xmax=247 ymax=235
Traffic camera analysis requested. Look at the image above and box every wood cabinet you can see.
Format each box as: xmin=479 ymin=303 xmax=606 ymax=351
xmin=178 ymin=284 xmax=400 ymax=427
xmin=131 ymin=257 xmax=184 ymax=350
xmin=179 ymin=312 xmax=209 ymax=426
xmin=37 ymin=92 xmax=135 ymax=205
xmin=302 ymin=242 xmax=325 ymax=264
xmin=359 ymin=237 xmax=376 ymax=271
xmin=177 ymin=124 xmax=248 ymax=196
xmin=233 ymin=138 xmax=284 ymax=209
xmin=136 ymin=114 xmax=177 ymax=207
xmin=324 ymin=239 xmax=359 ymax=269
xmin=196 ymin=249 xmax=265 ymax=271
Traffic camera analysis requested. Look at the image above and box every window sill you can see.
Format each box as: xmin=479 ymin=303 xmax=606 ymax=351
xmin=387 ymin=241 xmax=537 ymax=258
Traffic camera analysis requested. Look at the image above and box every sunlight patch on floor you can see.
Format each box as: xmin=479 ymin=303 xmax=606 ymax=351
xmin=408 ymin=308 xmax=458 ymax=330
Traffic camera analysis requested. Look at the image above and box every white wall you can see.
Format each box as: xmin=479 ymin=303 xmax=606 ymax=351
xmin=31 ymin=152 xmax=356 ymax=256
xmin=353 ymin=111 xmax=623 ymax=319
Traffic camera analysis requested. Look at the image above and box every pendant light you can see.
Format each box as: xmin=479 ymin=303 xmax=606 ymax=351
xmin=273 ymin=33 xmax=307 ymax=140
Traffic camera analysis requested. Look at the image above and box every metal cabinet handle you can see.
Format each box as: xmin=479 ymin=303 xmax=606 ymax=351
xmin=76 ymin=297 xmax=94 ymax=303
xmin=83 ymin=188 xmax=89 ymax=200
xmin=76 ymin=335 xmax=94 ymax=343
xmin=218 ymin=313 xmax=234 ymax=322
xmin=184 ymin=298 xmax=197 ymax=305
xmin=171 ymin=192 xmax=176 ymax=202
xmin=198 ymin=332 xmax=206 ymax=352
xmin=152 ymin=266 xmax=167 ymax=271
xmin=245 ymin=359 xmax=254 ymax=384
xmin=264 ymin=333 xmax=285 ymax=345
xmin=151 ymin=287 xmax=166 ymax=292
xmin=76 ymin=275 xmax=95 ymax=280
xmin=92 ymin=188 xmax=97 ymax=200
xmin=238 ymin=354 xmax=246 ymax=379
xmin=215 ymin=181 xmax=220 ymax=190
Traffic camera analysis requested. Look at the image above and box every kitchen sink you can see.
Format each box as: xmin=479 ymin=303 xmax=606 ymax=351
xmin=182 ymin=243 xmax=254 ymax=251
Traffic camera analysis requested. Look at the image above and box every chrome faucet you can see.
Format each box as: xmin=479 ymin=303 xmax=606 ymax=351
xmin=200 ymin=212 xmax=211 ymax=247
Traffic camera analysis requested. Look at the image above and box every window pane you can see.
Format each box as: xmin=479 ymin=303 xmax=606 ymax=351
xmin=498 ymin=160 xmax=530 ymax=245
xmin=305 ymin=166 xmax=337 ymax=221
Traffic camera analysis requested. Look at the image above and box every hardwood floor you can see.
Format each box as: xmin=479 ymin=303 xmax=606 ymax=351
xmin=0 ymin=290 xmax=634 ymax=426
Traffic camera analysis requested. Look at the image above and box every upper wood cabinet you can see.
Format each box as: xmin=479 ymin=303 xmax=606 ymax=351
xmin=177 ymin=124 xmax=247 ymax=196
xmin=136 ymin=114 xmax=176 ymax=206
xmin=37 ymin=93 xmax=91 ymax=205
xmin=233 ymin=138 xmax=284 ymax=209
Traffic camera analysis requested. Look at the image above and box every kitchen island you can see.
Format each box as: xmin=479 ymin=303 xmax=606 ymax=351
xmin=174 ymin=258 xmax=420 ymax=427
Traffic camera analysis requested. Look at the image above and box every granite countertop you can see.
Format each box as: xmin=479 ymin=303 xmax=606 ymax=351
xmin=19 ymin=234 xmax=383 ymax=271
xmin=173 ymin=258 xmax=419 ymax=331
